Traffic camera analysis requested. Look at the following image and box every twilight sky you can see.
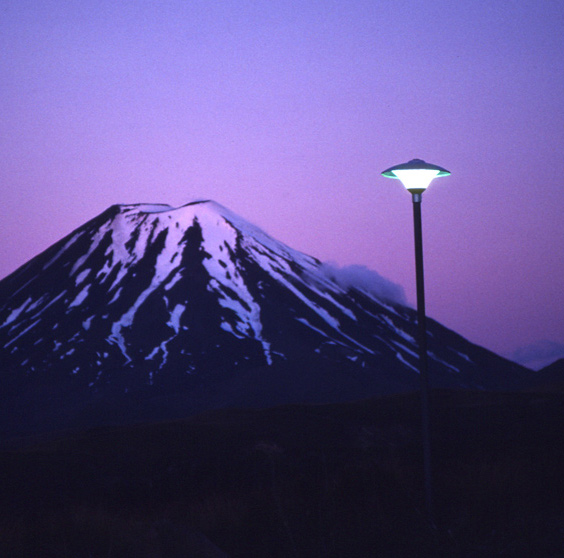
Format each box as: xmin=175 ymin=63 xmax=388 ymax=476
xmin=1 ymin=0 xmax=563 ymax=368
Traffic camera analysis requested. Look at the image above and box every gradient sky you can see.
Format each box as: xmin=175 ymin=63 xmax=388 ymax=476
xmin=1 ymin=0 xmax=563 ymax=368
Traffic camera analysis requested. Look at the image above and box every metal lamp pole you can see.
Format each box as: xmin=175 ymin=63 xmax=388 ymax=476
xmin=412 ymin=189 xmax=433 ymax=521
xmin=382 ymin=159 xmax=451 ymax=523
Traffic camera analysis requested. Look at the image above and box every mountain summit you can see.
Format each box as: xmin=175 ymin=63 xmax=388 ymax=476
xmin=0 ymin=200 xmax=530 ymax=436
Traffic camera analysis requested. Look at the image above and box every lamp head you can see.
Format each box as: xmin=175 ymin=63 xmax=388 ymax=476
xmin=381 ymin=158 xmax=450 ymax=194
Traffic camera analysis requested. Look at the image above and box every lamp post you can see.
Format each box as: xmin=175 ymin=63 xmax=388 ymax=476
xmin=381 ymin=158 xmax=450 ymax=523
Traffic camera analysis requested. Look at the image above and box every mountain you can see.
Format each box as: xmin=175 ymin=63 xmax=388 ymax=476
xmin=0 ymin=200 xmax=531 ymax=437
xmin=529 ymin=358 xmax=564 ymax=392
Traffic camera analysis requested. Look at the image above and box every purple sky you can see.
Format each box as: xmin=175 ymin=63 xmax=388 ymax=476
xmin=2 ymin=0 xmax=563 ymax=368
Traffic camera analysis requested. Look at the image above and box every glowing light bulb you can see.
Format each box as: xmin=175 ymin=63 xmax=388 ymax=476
xmin=382 ymin=159 xmax=450 ymax=194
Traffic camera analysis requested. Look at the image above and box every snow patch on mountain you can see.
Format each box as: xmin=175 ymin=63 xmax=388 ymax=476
xmin=2 ymin=297 xmax=32 ymax=327
xmin=191 ymin=203 xmax=275 ymax=363
xmin=69 ymin=285 xmax=90 ymax=308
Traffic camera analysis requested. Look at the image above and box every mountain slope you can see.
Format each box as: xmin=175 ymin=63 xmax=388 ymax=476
xmin=529 ymin=358 xmax=564 ymax=392
xmin=0 ymin=200 xmax=531 ymax=436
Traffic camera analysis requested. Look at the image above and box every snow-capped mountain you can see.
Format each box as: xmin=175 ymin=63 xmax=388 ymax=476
xmin=0 ymin=200 xmax=531 ymax=436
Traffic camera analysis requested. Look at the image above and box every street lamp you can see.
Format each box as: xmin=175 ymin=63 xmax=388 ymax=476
xmin=381 ymin=158 xmax=450 ymax=524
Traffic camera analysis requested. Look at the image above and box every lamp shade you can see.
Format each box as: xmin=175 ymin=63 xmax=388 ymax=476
xmin=382 ymin=159 xmax=450 ymax=194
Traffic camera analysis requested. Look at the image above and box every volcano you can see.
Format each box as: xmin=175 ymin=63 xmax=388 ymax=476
xmin=0 ymin=200 xmax=531 ymax=437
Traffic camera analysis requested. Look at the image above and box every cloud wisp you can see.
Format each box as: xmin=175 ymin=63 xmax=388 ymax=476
xmin=511 ymin=340 xmax=564 ymax=371
xmin=320 ymin=263 xmax=407 ymax=305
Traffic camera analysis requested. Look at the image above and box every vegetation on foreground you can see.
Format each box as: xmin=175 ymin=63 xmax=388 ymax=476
xmin=2 ymin=389 xmax=564 ymax=557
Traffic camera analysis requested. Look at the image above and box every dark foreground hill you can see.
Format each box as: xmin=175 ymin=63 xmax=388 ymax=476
xmin=2 ymin=389 xmax=564 ymax=557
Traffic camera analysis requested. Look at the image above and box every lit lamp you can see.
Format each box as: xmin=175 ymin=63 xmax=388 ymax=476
xmin=382 ymin=158 xmax=450 ymax=198
xmin=382 ymin=158 xmax=450 ymax=523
